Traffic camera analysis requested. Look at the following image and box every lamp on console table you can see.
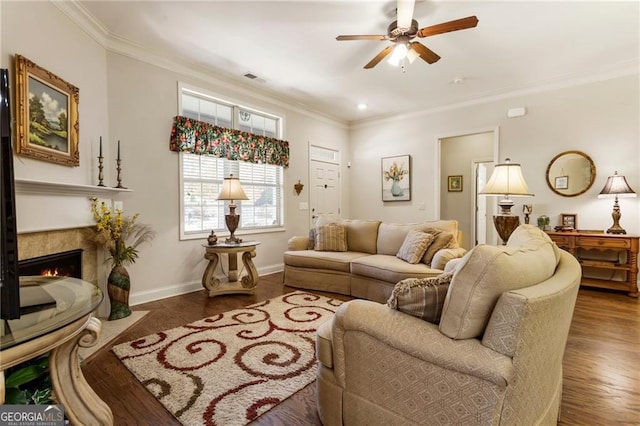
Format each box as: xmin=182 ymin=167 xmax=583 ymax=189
xmin=480 ymin=158 xmax=534 ymax=244
xmin=598 ymin=171 xmax=636 ymax=234
xmin=217 ymin=174 xmax=249 ymax=243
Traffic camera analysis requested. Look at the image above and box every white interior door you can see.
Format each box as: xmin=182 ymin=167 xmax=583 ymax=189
xmin=310 ymin=160 xmax=340 ymax=225
xmin=474 ymin=161 xmax=490 ymax=245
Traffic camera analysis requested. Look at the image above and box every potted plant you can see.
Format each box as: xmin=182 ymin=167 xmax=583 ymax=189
xmin=89 ymin=198 xmax=155 ymax=320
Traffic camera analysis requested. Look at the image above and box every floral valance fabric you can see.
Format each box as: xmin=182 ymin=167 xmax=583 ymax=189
xmin=169 ymin=115 xmax=289 ymax=168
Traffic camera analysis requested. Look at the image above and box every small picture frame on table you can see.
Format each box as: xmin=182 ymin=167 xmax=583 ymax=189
xmin=561 ymin=213 xmax=577 ymax=230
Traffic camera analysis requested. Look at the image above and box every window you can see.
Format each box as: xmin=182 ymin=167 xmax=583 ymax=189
xmin=179 ymin=87 xmax=284 ymax=239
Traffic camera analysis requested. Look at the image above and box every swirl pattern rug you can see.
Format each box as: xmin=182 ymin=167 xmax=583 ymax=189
xmin=111 ymin=292 xmax=343 ymax=426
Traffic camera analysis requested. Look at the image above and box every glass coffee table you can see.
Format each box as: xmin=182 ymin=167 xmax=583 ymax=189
xmin=1 ymin=276 xmax=113 ymax=425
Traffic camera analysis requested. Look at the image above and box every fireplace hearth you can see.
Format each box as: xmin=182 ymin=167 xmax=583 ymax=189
xmin=19 ymin=249 xmax=83 ymax=279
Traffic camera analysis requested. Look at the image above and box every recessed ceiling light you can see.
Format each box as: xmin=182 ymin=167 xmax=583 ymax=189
xmin=357 ymin=103 xmax=368 ymax=110
xmin=451 ymin=77 xmax=465 ymax=84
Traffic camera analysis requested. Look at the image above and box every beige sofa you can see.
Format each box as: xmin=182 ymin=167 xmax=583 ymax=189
xmin=315 ymin=225 xmax=581 ymax=425
xmin=283 ymin=219 xmax=466 ymax=303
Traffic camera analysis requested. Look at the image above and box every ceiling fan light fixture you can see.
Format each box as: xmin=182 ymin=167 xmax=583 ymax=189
xmin=387 ymin=42 xmax=408 ymax=66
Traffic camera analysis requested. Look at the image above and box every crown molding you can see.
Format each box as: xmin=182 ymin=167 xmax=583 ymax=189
xmin=51 ymin=1 xmax=348 ymax=129
xmin=350 ymin=60 xmax=639 ymax=129
xmin=51 ymin=0 xmax=109 ymax=46
xmin=51 ymin=0 xmax=636 ymax=132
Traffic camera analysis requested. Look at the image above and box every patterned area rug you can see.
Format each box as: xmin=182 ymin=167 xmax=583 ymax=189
xmin=112 ymin=292 xmax=342 ymax=426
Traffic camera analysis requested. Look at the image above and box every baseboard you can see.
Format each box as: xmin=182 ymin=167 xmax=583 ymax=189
xmin=129 ymin=263 xmax=284 ymax=306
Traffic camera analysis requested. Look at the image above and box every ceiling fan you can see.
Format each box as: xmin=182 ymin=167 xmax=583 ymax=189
xmin=336 ymin=0 xmax=478 ymax=69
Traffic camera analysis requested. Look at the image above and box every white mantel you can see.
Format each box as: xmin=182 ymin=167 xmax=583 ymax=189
xmin=15 ymin=179 xmax=132 ymax=234
xmin=15 ymin=178 xmax=133 ymax=196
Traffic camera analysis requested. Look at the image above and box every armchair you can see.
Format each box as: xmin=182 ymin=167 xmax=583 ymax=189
xmin=315 ymin=247 xmax=581 ymax=425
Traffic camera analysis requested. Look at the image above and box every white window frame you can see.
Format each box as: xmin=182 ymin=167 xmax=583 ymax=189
xmin=178 ymin=82 xmax=286 ymax=240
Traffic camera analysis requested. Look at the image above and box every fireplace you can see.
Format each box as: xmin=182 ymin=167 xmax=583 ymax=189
xmin=19 ymin=249 xmax=83 ymax=279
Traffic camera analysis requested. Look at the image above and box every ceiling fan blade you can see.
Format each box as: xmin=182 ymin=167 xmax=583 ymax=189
xmin=396 ymin=0 xmax=416 ymax=29
xmin=410 ymin=42 xmax=441 ymax=64
xmin=417 ymin=16 xmax=479 ymax=38
xmin=336 ymin=35 xmax=388 ymax=41
xmin=364 ymin=45 xmax=395 ymax=69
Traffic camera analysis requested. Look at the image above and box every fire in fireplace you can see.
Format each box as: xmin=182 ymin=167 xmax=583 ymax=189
xmin=19 ymin=249 xmax=83 ymax=279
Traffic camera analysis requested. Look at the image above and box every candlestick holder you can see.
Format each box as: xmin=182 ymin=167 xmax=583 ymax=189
xmin=97 ymin=155 xmax=105 ymax=187
xmin=115 ymin=158 xmax=127 ymax=189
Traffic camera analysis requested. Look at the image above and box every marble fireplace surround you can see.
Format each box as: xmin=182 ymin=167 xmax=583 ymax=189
xmin=17 ymin=227 xmax=110 ymax=318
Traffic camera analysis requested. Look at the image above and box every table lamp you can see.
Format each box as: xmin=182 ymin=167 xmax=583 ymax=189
xmin=480 ymin=158 xmax=534 ymax=244
xmin=598 ymin=171 xmax=636 ymax=234
xmin=217 ymin=174 xmax=249 ymax=243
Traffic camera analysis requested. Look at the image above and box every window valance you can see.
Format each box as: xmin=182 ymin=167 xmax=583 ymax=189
xmin=169 ymin=115 xmax=289 ymax=168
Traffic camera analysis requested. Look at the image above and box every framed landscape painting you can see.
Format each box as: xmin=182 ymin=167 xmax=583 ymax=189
xmin=15 ymin=54 xmax=79 ymax=166
xmin=381 ymin=155 xmax=411 ymax=201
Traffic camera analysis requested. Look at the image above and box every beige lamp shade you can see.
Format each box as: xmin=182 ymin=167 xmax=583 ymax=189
xmin=217 ymin=175 xmax=249 ymax=201
xmin=479 ymin=158 xmax=534 ymax=245
xmin=598 ymin=171 xmax=636 ymax=198
xmin=479 ymin=159 xmax=534 ymax=197
xmin=597 ymin=171 xmax=636 ymax=235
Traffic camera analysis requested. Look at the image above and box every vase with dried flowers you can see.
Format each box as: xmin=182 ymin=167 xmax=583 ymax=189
xmin=383 ymin=161 xmax=408 ymax=196
xmin=89 ymin=197 xmax=155 ymax=320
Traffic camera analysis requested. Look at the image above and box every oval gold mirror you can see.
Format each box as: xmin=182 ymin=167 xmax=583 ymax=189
xmin=546 ymin=150 xmax=596 ymax=197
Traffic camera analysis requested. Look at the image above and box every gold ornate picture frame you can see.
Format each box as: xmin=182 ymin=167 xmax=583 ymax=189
xmin=448 ymin=175 xmax=463 ymax=192
xmin=15 ymin=54 xmax=79 ymax=166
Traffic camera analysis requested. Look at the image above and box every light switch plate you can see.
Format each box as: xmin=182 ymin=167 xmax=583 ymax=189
xmin=113 ymin=201 xmax=124 ymax=211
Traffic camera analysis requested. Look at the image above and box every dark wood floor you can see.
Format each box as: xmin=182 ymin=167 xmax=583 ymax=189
xmin=83 ymin=273 xmax=640 ymax=425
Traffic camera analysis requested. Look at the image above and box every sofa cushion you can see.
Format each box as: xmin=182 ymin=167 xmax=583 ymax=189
xmin=315 ymin=215 xmax=381 ymax=254
xmin=341 ymin=219 xmax=381 ymax=254
xmin=439 ymin=225 xmax=558 ymax=339
xmin=421 ymin=228 xmax=458 ymax=265
xmin=351 ymin=255 xmax=443 ymax=283
xmin=396 ymin=230 xmax=435 ymax=264
xmin=315 ymin=223 xmax=348 ymax=252
xmin=387 ymin=273 xmax=453 ymax=323
xmin=283 ymin=250 xmax=369 ymax=273
xmin=376 ymin=220 xmax=459 ymax=256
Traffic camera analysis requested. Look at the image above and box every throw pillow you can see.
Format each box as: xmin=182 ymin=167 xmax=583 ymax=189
xmin=396 ymin=230 xmax=435 ymax=264
xmin=314 ymin=223 xmax=348 ymax=252
xmin=387 ymin=273 xmax=453 ymax=324
xmin=421 ymin=228 xmax=457 ymax=265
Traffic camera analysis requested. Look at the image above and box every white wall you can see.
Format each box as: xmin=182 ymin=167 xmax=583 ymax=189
xmin=2 ymin=2 xmax=350 ymax=305
xmin=105 ymin=53 xmax=349 ymax=304
xmin=1 ymin=1 xmax=110 ymax=231
xmin=349 ymin=75 xmax=640 ymax=236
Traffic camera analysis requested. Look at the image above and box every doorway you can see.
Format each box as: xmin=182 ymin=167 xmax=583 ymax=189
xmin=439 ymin=131 xmax=496 ymax=249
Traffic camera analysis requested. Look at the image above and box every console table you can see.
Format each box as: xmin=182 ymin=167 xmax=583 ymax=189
xmin=202 ymin=241 xmax=260 ymax=297
xmin=0 ymin=276 xmax=113 ymax=425
xmin=546 ymin=232 xmax=639 ymax=297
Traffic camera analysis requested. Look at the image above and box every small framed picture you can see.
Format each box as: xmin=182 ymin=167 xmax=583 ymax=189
xmin=561 ymin=213 xmax=577 ymax=229
xmin=555 ymin=176 xmax=569 ymax=190
xmin=448 ymin=175 xmax=463 ymax=192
